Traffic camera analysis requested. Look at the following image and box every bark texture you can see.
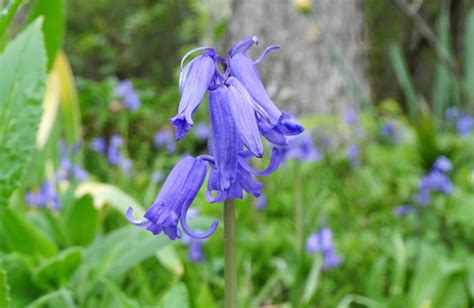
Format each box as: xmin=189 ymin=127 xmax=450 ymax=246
xmin=227 ymin=0 xmax=370 ymax=116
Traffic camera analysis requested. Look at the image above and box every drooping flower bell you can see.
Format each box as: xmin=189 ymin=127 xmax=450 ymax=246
xmin=126 ymin=156 xmax=218 ymax=240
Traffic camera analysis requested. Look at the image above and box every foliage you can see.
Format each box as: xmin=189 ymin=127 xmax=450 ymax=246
xmin=0 ymin=1 xmax=473 ymax=307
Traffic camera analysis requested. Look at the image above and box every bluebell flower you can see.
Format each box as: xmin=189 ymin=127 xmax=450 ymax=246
xmin=121 ymin=158 xmax=133 ymax=174
xmin=306 ymin=228 xmax=343 ymax=269
xmin=393 ymin=205 xmax=414 ymax=216
xmin=346 ymin=144 xmax=360 ymax=168
xmin=256 ymin=194 xmax=267 ymax=210
xmin=57 ymin=142 xmax=88 ymax=182
xmin=151 ymin=170 xmax=164 ymax=184
xmin=194 ymin=122 xmax=210 ymax=140
xmin=155 ymin=129 xmax=176 ymax=154
xmin=25 ymin=181 xmax=60 ymax=210
xmin=456 ymin=114 xmax=474 ymax=138
xmin=380 ymin=121 xmax=398 ymax=141
xmin=445 ymin=107 xmax=458 ymax=122
xmin=188 ymin=240 xmax=205 ymax=262
xmin=433 ymin=156 xmax=452 ymax=173
xmin=91 ymin=137 xmax=107 ymax=154
xmin=115 ymin=80 xmax=140 ymax=111
xmin=126 ymin=156 xmax=218 ymax=240
xmin=107 ymin=134 xmax=123 ymax=165
xmin=414 ymin=190 xmax=431 ymax=206
xmin=281 ymin=133 xmax=323 ymax=162
xmin=344 ymin=110 xmax=358 ymax=126
xmin=128 ymin=37 xmax=303 ymax=241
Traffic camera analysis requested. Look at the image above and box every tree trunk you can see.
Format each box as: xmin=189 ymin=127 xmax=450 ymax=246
xmin=226 ymin=0 xmax=370 ymax=116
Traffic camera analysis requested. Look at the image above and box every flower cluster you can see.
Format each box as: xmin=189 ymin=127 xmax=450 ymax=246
xmin=56 ymin=142 xmax=88 ymax=182
xmin=306 ymin=228 xmax=343 ymax=269
xmin=92 ymin=135 xmax=131 ymax=172
xmin=395 ymin=155 xmax=453 ymax=215
xmin=127 ymin=37 xmax=304 ymax=240
xmin=280 ymin=133 xmax=322 ymax=163
xmin=25 ymin=181 xmax=60 ymax=210
xmin=115 ymin=80 xmax=140 ymax=111
xmin=154 ymin=129 xmax=176 ymax=154
xmin=445 ymin=107 xmax=474 ymax=138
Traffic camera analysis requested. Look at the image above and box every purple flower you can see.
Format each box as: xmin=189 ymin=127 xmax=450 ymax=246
xmin=445 ymin=107 xmax=458 ymax=122
xmin=394 ymin=205 xmax=414 ymax=216
xmin=107 ymin=135 xmax=123 ymax=166
xmin=121 ymin=158 xmax=133 ymax=174
xmin=91 ymin=137 xmax=106 ymax=154
xmin=456 ymin=114 xmax=474 ymax=138
xmin=344 ymin=110 xmax=358 ymax=126
xmin=433 ymin=156 xmax=452 ymax=173
xmin=57 ymin=142 xmax=88 ymax=182
xmin=115 ymin=80 xmax=140 ymax=111
xmin=414 ymin=190 xmax=431 ymax=206
xmin=380 ymin=121 xmax=396 ymax=139
xmin=256 ymin=194 xmax=267 ymax=210
xmin=305 ymin=228 xmax=343 ymax=269
xmin=346 ymin=144 xmax=360 ymax=168
xmin=151 ymin=170 xmax=164 ymax=184
xmin=155 ymin=129 xmax=176 ymax=154
xmin=420 ymin=171 xmax=452 ymax=194
xmin=25 ymin=181 xmax=60 ymax=210
xmin=281 ymin=133 xmax=323 ymax=162
xmin=194 ymin=122 xmax=210 ymax=140
xmin=126 ymin=156 xmax=218 ymax=240
xmin=128 ymin=37 xmax=303 ymax=242
xmin=188 ymin=240 xmax=205 ymax=262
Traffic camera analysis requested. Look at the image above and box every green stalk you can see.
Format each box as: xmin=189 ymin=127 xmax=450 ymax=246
xmin=295 ymin=163 xmax=303 ymax=254
xmin=224 ymin=198 xmax=237 ymax=308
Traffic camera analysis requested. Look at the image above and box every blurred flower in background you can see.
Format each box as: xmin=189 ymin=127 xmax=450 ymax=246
xmin=306 ymin=227 xmax=343 ymax=269
xmin=344 ymin=110 xmax=358 ymax=126
xmin=155 ymin=129 xmax=176 ymax=154
xmin=151 ymin=170 xmax=164 ymax=184
xmin=281 ymin=133 xmax=323 ymax=162
xmin=393 ymin=205 xmax=414 ymax=217
xmin=194 ymin=122 xmax=210 ymax=140
xmin=57 ymin=142 xmax=88 ymax=182
xmin=25 ymin=181 xmax=60 ymax=210
xmin=346 ymin=144 xmax=360 ymax=168
xmin=115 ymin=80 xmax=140 ymax=111
xmin=255 ymin=194 xmax=267 ymax=210
xmin=107 ymin=134 xmax=124 ymax=166
xmin=91 ymin=137 xmax=107 ymax=154
xmin=456 ymin=114 xmax=474 ymax=138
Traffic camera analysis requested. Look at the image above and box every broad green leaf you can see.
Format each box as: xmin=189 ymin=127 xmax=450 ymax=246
xmin=157 ymin=283 xmax=189 ymax=308
xmin=0 ymin=18 xmax=47 ymax=204
xmin=55 ymin=51 xmax=82 ymax=146
xmin=0 ymin=265 xmax=11 ymax=308
xmin=28 ymin=0 xmax=65 ymax=70
xmin=75 ymin=181 xmax=144 ymax=215
xmin=32 ymin=248 xmax=83 ymax=291
xmin=65 ymin=195 xmax=98 ymax=246
xmin=36 ymin=71 xmax=60 ymax=149
xmin=101 ymin=279 xmax=139 ymax=308
xmin=0 ymin=208 xmax=57 ymax=258
xmin=71 ymin=226 xmax=170 ymax=297
xmin=2 ymin=253 xmax=41 ymax=307
xmin=27 ymin=289 xmax=75 ymax=308
xmin=156 ymin=246 xmax=184 ymax=276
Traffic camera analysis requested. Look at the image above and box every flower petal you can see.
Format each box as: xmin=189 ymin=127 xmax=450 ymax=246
xmin=229 ymin=53 xmax=282 ymax=125
xmin=254 ymin=45 xmax=280 ymax=65
xmin=209 ymin=86 xmax=238 ymax=190
xmin=170 ymin=54 xmax=216 ymax=140
xmin=239 ymin=147 xmax=282 ymax=176
xmin=228 ymin=36 xmax=258 ymax=56
xmin=227 ymin=78 xmax=264 ymax=157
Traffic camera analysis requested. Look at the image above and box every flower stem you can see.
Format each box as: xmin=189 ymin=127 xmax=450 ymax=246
xmin=295 ymin=163 xmax=303 ymax=254
xmin=224 ymin=198 xmax=237 ymax=308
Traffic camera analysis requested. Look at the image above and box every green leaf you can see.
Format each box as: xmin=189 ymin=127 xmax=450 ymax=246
xmin=0 ymin=208 xmax=57 ymax=258
xmin=75 ymin=181 xmax=144 ymax=216
xmin=32 ymin=248 xmax=83 ymax=291
xmin=156 ymin=246 xmax=184 ymax=276
xmin=101 ymin=279 xmax=139 ymax=308
xmin=157 ymin=283 xmax=189 ymax=308
xmin=0 ymin=18 xmax=47 ymax=204
xmin=71 ymin=226 xmax=170 ymax=297
xmin=389 ymin=45 xmax=418 ymax=122
xmin=27 ymin=289 xmax=75 ymax=308
xmin=28 ymin=0 xmax=65 ymax=70
xmin=0 ymin=265 xmax=11 ymax=308
xmin=65 ymin=195 xmax=98 ymax=246
xmin=302 ymin=256 xmax=322 ymax=303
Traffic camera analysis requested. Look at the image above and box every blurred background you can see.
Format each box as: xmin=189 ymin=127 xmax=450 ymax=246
xmin=0 ymin=0 xmax=473 ymax=307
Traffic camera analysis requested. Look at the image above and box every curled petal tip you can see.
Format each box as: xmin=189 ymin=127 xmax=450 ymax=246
xmin=125 ymin=207 xmax=152 ymax=227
